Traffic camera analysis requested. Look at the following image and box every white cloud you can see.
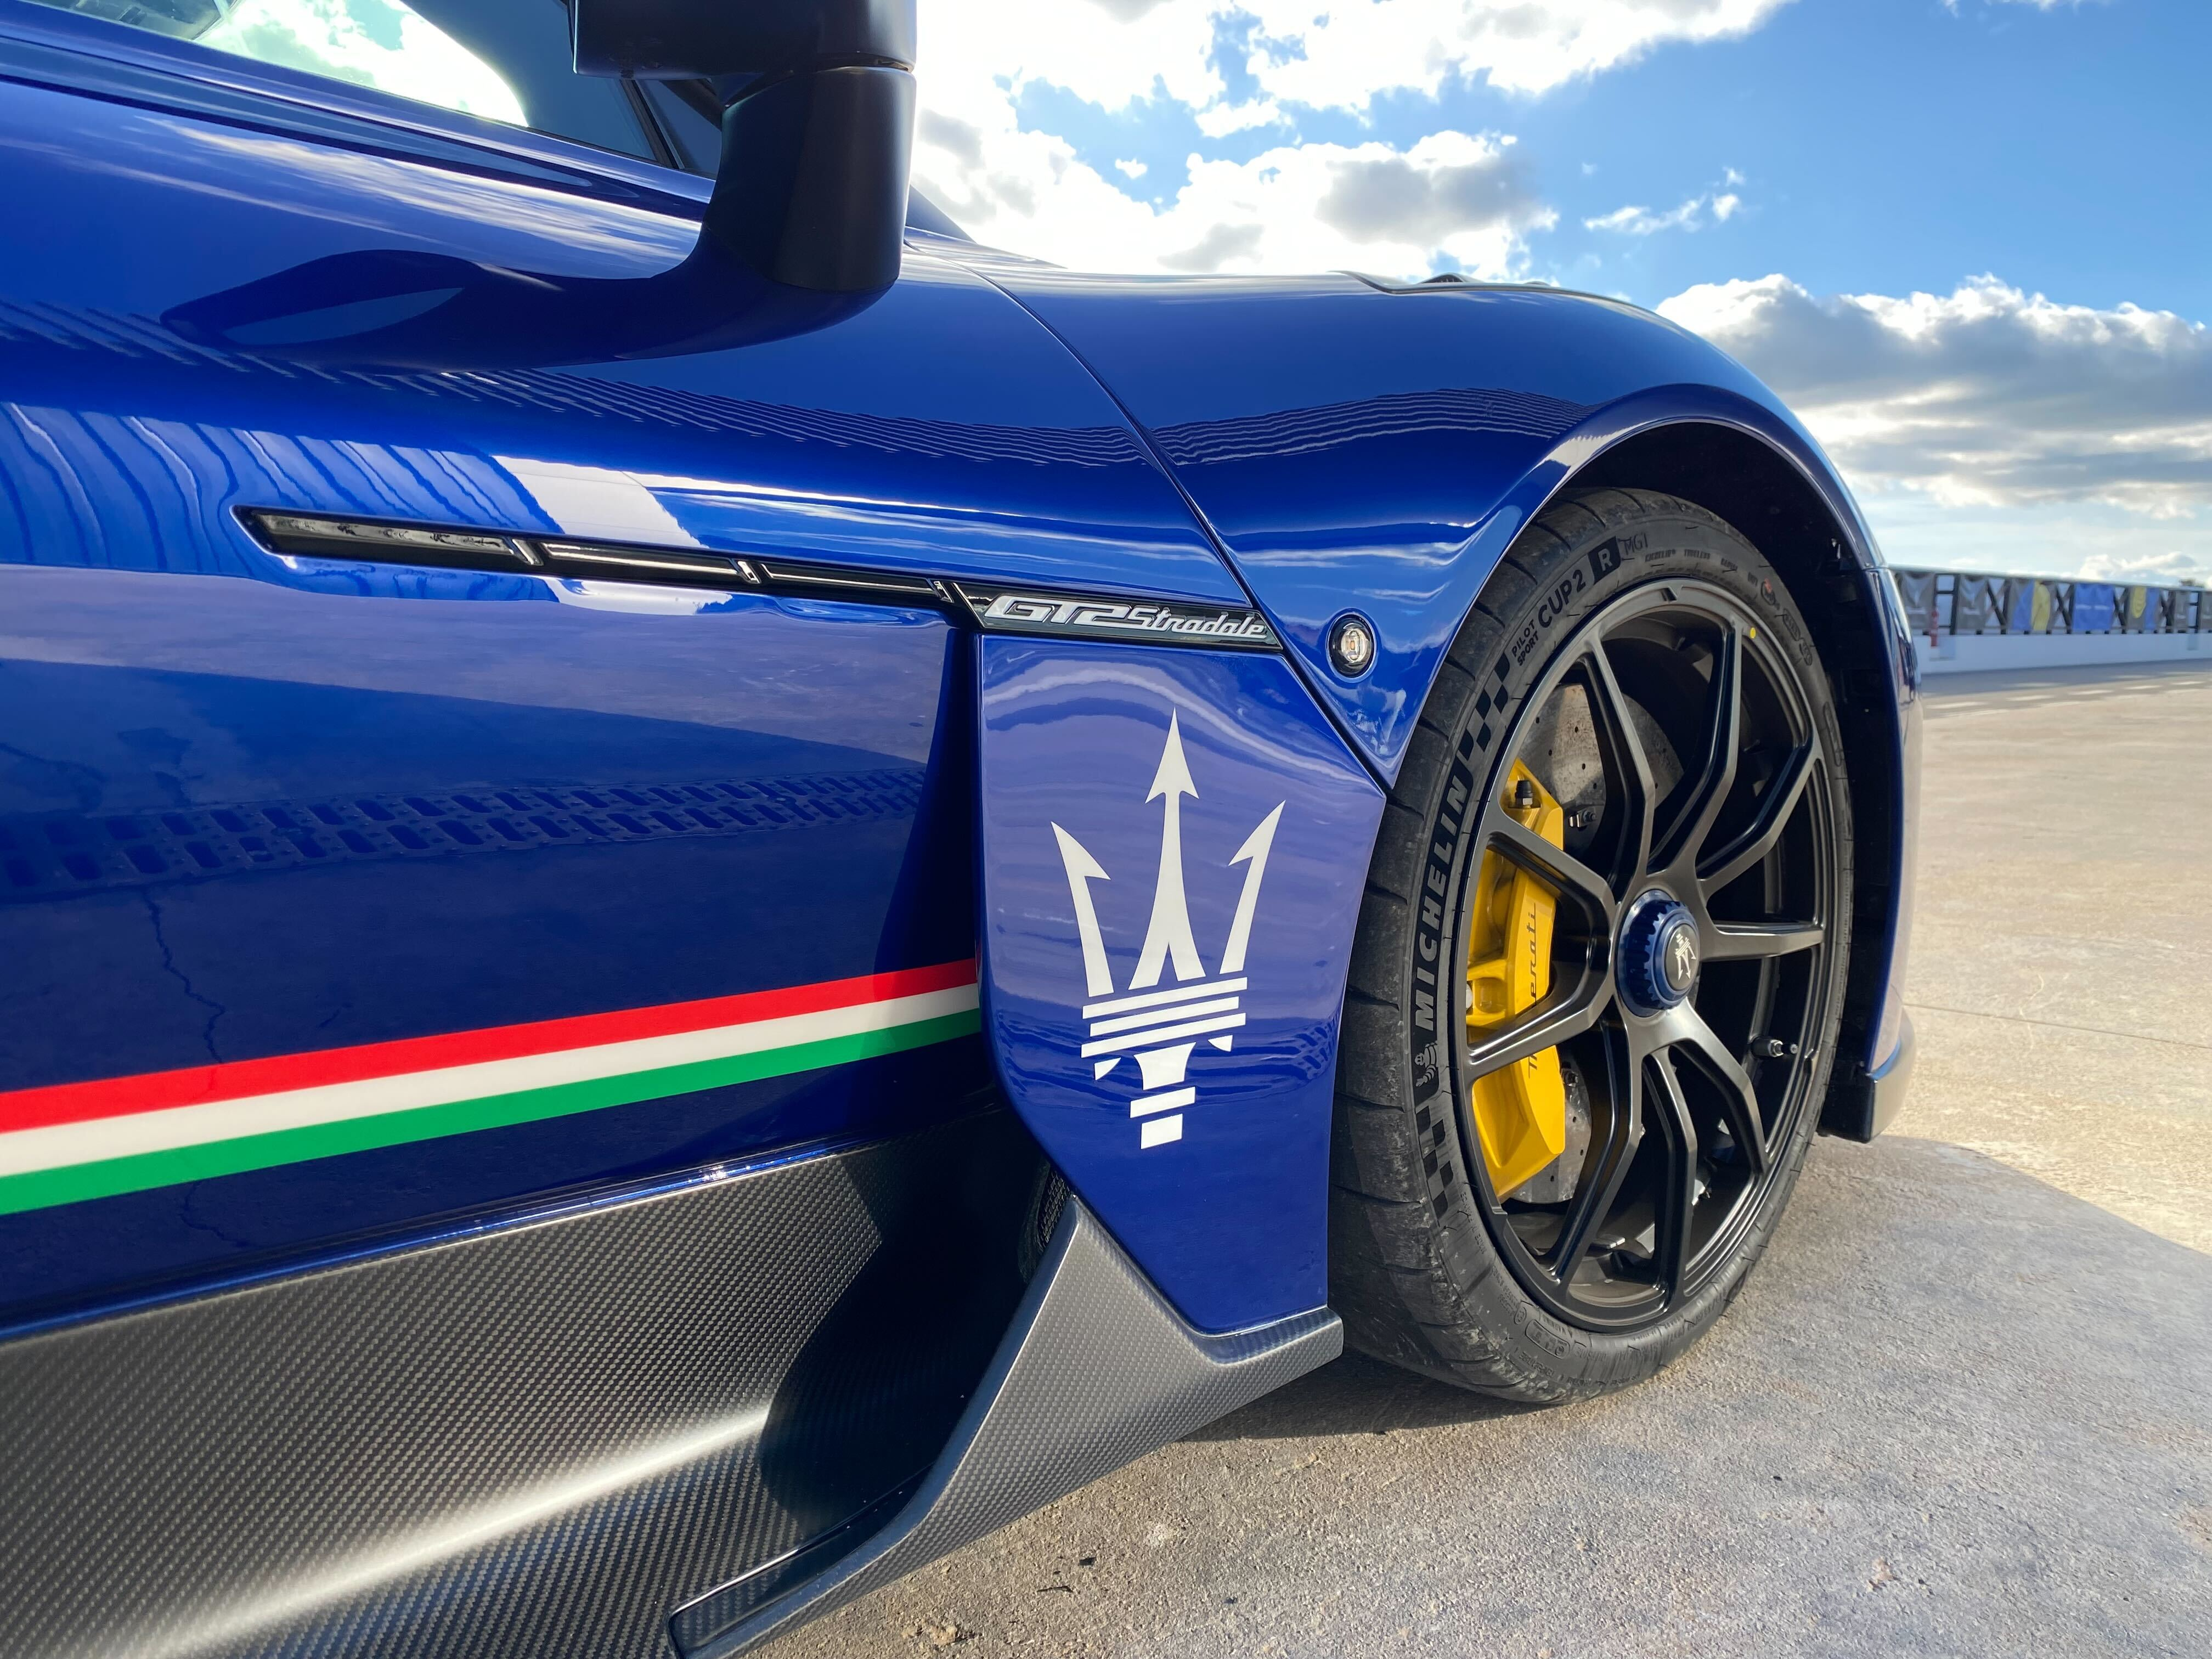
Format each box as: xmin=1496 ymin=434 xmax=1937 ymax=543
xmin=911 ymin=1 xmax=1796 ymax=274
xmin=1230 ymin=0 xmax=1796 ymax=106
xmin=1849 ymin=490 xmax=2203 ymax=582
xmin=1587 ymin=173 xmax=1746 ymax=234
xmin=1658 ymin=275 xmax=2212 ymax=521
xmin=1193 ymin=100 xmax=1289 ymax=137
xmin=2074 ymin=549 xmax=2205 ymax=585
xmin=919 ymin=1 xmax=1797 ymax=119
xmin=1113 ymin=158 xmax=1148 ymax=179
xmin=1587 ymin=201 xmax=1689 ymax=234
xmin=915 ymin=121 xmax=1553 ymax=277
xmin=1587 ymin=194 xmax=1733 ymax=234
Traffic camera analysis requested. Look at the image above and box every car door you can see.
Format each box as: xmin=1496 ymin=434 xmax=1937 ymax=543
xmin=0 ymin=4 xmax=1242 ymax=1651
xmin=0 ymin=0 xmax=1235 ymax=1316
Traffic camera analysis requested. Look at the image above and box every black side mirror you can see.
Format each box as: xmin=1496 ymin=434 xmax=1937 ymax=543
xmin=573 ymin=0 xmax=918 ymax=295
xmin=162 ymin=2 xmax=918 ymax=365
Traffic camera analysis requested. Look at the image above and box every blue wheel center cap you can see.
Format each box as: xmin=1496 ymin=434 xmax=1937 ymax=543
xmin=1618 ymin=893 xmax=1700 ymax=1015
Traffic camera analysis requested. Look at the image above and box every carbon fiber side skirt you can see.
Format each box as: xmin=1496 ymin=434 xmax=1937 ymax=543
xmin=0 ymin=1118 xmax=1042 ymax=1659
xmin=0 ymin=1124 xmax=1335 ymax=1659
xmin=678 ymin=1200 xmax=1342 ymax=1656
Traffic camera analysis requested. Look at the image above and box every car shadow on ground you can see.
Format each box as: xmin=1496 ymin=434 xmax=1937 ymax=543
xmin=1192 ymin=1132 xmax=2212 ymax=1463
xmin=1187 ymin=1347 xmax=1536 ymax=1442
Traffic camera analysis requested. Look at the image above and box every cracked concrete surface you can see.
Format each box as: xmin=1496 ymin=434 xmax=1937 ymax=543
xmin=759 ymin=662 xmax=2212 ymax=1659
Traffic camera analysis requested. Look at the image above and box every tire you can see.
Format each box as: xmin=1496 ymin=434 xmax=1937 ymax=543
xmin=1330 ymin=487 xmax=1854 ymax=1403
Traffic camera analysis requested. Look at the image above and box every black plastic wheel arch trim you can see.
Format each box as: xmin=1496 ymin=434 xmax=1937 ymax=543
xmin=237 ymin=508 xmax=1283 ymax=649
xmin=679 ymin=1198 xmax=1341 ymax=1657
xmin=1820 ymin=1009 xmax=1916 ymax=1143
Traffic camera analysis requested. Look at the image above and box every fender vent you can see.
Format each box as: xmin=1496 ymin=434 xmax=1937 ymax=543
xmin=240 ymin=510 xmax=950 ymax=606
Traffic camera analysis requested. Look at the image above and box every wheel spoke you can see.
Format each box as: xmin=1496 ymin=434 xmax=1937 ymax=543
xmin=1662 ymin=1004 xmax=1770 ymax=1177
xmin=1482 ymin=808 xmax=1617 ymax=926
xmin=1646 ymin=1051 xmax=1701 ymax=1294
xmin=1464 ymin=979 xmax=1609 ymax=1077
xmin=1699 ymin=741 xmax=1819 ymax=896
xmin=1660 ymin=623 xmax=1743 ymax=872
xmin=1580 ymin=640 xmax=1657 ymax=887
xmin=1703 ymin=921 xmax=1824 ymax=962
xmin=1548 ymin=1030 xmax=1641 ymax=1282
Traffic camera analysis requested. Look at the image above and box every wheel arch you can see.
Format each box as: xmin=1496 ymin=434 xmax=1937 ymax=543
xmin=1551 ymin=420 xmax=1917 ymax=1136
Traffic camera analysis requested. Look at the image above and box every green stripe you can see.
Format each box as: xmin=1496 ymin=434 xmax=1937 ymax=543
xmin=0 ymin=1009 xmax=979 ymax=1218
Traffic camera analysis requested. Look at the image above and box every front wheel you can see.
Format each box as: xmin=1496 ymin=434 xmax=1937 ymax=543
xmin=1331 ymin=488 xmax=1853 ymax=1402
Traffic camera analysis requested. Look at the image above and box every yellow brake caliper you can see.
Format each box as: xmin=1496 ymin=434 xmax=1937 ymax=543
xmin=1465 ymin=760 xmax=1570 ymax=1197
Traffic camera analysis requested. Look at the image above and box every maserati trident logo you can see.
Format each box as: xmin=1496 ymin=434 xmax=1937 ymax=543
xmin=1051 ymin=714 xmax=1285 ymax=1151
xmin=1666 ymin=926 xmax=1700 ymax=995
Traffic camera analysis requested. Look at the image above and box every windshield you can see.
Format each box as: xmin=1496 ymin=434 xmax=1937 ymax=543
xmin=32 ymin=0 xmax=969 ymax=232
xmin=206 ymin=0 xmax=521 ymax=122
xmin=31 ymin=0 xmax=658 ymax=157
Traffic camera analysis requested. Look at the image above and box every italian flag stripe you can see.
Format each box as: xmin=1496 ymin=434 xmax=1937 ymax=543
xmin=0 ymin=961 xmax=979 ymax=1218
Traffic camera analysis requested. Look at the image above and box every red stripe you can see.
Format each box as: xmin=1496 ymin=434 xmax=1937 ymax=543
xmin=0 ymin=959 xmax=977 ymax=1137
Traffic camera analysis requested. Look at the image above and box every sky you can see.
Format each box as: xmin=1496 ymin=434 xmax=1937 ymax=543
xmin=907 ymin=0 xmax=2211 ymax=582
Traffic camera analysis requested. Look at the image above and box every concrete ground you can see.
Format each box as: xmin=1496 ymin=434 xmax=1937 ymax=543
xmin=763 ymin=662 xmax=2212 ymax=1659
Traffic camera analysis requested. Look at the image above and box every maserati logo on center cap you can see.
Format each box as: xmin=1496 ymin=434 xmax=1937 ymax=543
xmin=1051 ymin=714 xmax=1286 ymax=1152
xmin=1664 ymin=924 xmax=1701 ymax=995
xmin=1618 ymin=891 xmax=1700 ymax=1015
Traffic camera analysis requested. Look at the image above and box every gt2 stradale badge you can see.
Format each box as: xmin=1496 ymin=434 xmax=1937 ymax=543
xmin=1050 ymin=713 xmax=1284 ymax=1152
xmin=958 ymin=585 xmax=1280 ymax=650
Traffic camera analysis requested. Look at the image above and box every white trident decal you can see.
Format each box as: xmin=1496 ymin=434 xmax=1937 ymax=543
xmin=1050 ymin=713 xmax=1285 ymax=1149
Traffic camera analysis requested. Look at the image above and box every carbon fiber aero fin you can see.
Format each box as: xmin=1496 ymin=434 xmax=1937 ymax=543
xmin=675 ymin=1199 xmax=1341 ymax=1656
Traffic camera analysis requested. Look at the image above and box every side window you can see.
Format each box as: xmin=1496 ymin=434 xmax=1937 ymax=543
xmin=31 ymin=0 xmax=661 ymax=160
xmin=636 ymin=77 xmax=720 ymax=174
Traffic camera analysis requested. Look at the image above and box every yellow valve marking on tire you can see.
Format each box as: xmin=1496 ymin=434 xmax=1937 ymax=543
xmin=1465 ymin=760 xmax=1569 ymax=1197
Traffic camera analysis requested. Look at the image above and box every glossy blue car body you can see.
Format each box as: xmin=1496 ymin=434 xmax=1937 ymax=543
xmin=0 ymin=5 xmax=1917 ymax=1653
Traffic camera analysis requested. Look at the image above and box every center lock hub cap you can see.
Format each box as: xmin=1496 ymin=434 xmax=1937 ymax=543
xmin=1617 ymin=891 xmax=1701 ymax=1016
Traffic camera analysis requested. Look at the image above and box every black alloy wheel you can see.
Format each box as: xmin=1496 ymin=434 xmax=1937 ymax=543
xmin=1460 ymin=578 xmax=1841 ymax=1329
xmin=1331 ymin=488 xmax=1854 ymax=1402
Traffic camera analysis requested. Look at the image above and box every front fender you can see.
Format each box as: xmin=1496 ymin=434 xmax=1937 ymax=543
xmin=986 ymin=270 xmax=1881 ymax=771
xmin=988 ymin=268 xmax=1916 ymax=1108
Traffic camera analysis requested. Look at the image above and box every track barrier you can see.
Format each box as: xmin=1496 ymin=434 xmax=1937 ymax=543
xmin=1891 ymin=569 xmax=2209 ymax=675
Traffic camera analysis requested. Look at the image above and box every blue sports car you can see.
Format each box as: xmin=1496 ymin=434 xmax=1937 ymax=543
xmin=0 ymin=1 xmax=1920 ymax=1654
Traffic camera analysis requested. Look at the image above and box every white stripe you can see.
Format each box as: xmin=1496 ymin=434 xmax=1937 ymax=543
xmin=1082 ymin=978 xmax=1246 ymax=1020
xmin=1139 ymin=1114 xmax=1184 ymax=1148
xmin=1086 ymin=996 xmax=1240 ymax=1039
xmin=0 ymin=984 xmax=978 ymax=1180
xmin=1080 ymin=1011 xmax=1245 ymax=1058
xmin=1129 ymin=1087 xmax=1195 ymax=1119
